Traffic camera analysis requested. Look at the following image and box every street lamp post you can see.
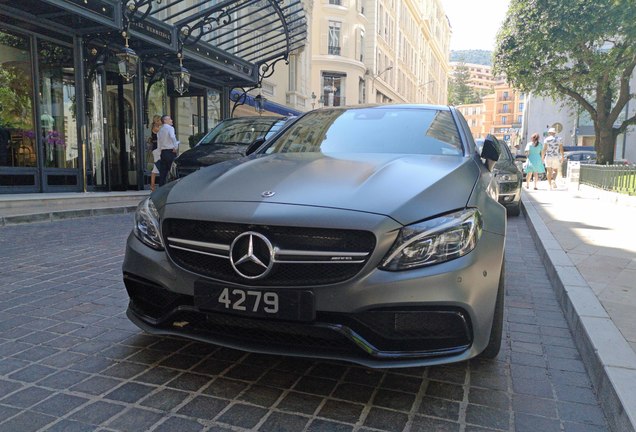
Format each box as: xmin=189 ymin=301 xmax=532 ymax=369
xmin=366 ymin=66 xmax=392 ymax=103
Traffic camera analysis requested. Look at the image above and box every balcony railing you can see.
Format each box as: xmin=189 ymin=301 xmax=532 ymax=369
xmin=328 ymin=46 xmax=341 ymax=55
xmin=580 ymin=164 xmax=636 ymax=195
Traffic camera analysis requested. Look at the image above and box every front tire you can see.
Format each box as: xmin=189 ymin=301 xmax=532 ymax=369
xmin=479 ymin=260 xmax=505 ymax=359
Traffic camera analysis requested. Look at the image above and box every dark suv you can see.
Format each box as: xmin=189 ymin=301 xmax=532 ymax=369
xmin=169 ymin=116 xmax=294 ymax=179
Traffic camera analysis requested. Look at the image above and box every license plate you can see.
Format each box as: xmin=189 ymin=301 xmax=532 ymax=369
xmin=194 ymin=282 xmax=315 ymax=321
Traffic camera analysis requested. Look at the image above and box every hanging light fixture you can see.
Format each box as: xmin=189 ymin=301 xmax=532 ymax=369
xmin=172 ymin=51 xmax=191 ymax=95
xmin=254 ymin=93 xmax=267 ymax=114
xmin=116 ymin=29 xmax=139 ymax=80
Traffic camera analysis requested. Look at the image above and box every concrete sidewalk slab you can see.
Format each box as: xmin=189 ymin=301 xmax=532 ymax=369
xmin=0 ymin=191 xmax=148 ymax=226
xmin=522 ymin=182 xmax=636 ymax=432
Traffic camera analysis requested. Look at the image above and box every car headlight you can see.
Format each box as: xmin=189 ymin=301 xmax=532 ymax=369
xmin=380 ymin=208 xmax=483 ymax=271
xmin=133 ymin=197 xmax=164 ymax=250
xmin=494 ymin=171 xmax=519 ymax=182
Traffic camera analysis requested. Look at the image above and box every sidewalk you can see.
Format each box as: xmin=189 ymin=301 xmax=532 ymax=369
xmin=0 ymin=191 xmax=148 ymax=226
xmin=521 ymin=179 xmax=636 ymax=432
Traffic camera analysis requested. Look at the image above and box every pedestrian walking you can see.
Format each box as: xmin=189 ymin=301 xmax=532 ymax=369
xmin=525 ymin=132 xmax=545 ymax=190
xmin=543 ymin=127 xmax=564 ymax=189
xmin=157 ymin=114 xmax=179 ymax=186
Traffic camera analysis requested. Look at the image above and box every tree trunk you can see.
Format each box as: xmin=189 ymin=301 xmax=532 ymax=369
xmin=595 ymin=125 xmax=617 ymax=165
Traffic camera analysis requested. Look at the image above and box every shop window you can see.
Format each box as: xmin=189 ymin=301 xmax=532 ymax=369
xmin=38 ymin=39 xmax=77 ymax=169
xmin=0 ymin=29 xmax=35 ymax=169
xmin=322 ymin=74 xmax=345 ymax=107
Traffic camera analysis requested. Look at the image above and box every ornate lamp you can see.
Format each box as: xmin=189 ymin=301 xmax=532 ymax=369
xmin=254 ymin=93 xmax=266 ymax=114
xmin=172 ymin=52 xmax=191 ymax=95
xmin=311 ymin=91 xmax=317 ymax=109
xmin=116 ymin=30 xmax=139 ymax=80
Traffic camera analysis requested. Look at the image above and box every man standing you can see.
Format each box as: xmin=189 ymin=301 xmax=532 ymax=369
xmin=157 ymin=114 xmax=179 ymax=186
xmin=542 ymin=127 xmax=563 ymax=189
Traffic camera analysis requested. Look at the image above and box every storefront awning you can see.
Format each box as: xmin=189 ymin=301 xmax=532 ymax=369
xmin=0 ymin=0 xmax=307 ymax=88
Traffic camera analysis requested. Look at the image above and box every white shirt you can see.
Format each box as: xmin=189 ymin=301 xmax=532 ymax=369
xmin=157 ymin=124 xmax=179 ymax=151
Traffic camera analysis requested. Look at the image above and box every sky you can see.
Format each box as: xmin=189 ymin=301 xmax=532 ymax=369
xmin=439 ymin=0 xmax=511 ymax=51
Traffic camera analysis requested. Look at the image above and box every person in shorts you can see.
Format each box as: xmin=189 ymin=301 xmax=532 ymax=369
xmin=543 ymin=127 xmax=563 ymax=189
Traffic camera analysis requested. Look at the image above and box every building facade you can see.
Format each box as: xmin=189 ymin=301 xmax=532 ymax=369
xmin=309 ymin=0 xmax=450 ymax=107
xmin=0 ymin=0 xmax=307 ymax=194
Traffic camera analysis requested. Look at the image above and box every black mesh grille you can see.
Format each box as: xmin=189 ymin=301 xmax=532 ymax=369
xmin=126 ymin=280 xmax=472 ymax=359
xmin=163 ymin=219 xmax=376 ymax=286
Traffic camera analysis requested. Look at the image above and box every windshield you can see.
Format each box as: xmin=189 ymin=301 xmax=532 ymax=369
xmin=198 ymin=118 xmax=282 ymax=146
xmin=265 ymin=108 xmax=463 ymax=156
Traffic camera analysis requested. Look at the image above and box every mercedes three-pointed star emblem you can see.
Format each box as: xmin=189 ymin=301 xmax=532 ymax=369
xmin=229 ymin=231 xmax=275 ymax=279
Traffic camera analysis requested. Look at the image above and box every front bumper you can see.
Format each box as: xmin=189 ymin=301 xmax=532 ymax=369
xmin=123 ymin=221 xmax=504 ymax=368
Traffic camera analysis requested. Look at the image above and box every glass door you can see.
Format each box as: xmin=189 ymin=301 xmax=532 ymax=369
xmin=106 ymin=71 xmax=137 ymax=190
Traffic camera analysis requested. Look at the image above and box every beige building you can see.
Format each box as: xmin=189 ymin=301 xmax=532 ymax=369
xmin=457 ymin=103 xmax=487 ymax=139
xmin=449 ymin=62 xmax=500 ymax=94
xmin=309 ymin=0 xmax=450 ymax=107
xmin=237 ymin=0 xmax=451 ymax=116
xmin=456 ymin=83 xmax=525 ymax=146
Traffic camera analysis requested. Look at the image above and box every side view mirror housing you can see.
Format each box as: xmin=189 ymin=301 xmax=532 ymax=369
xmin=246 ymin=137 xmax=266 ymax=156
xmin=480 ymin=135 xmax=500 ymax=172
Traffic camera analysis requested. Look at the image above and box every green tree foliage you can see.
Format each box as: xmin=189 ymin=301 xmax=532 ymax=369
xmin=448 ymin=62 xmax=481 ymax=106
xmin=450 ymin=50 xmax=493 ymax=66
xmin=494 ymin=0 xmax=636 ymax=164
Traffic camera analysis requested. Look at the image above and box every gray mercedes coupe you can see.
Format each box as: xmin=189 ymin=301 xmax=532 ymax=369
xmin=123 ymin=104 xmax=507 ymax=368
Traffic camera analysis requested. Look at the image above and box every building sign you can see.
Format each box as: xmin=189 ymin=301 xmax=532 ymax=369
xmin=129 ymin=20 xmax=173 ymax=46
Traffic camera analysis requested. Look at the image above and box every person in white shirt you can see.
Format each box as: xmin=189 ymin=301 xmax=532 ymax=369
xmin=157 ymin=114 xmax=179 ymax=186
xmin=542 ymin=127 xmax=563 ymax=189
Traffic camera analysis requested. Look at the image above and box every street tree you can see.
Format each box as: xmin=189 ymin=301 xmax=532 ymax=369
xmin=448 ymin=62 xmax=479 ymax=106
xmin=494 ymin=0 xmax=636 ymax=164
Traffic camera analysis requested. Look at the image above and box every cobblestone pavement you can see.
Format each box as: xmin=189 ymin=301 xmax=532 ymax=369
xmin=0 ymin=214 xmax=609 ymax=432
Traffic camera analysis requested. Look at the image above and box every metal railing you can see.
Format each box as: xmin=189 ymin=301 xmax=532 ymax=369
xmin=580 ymin=164 xmax=636 ymax=195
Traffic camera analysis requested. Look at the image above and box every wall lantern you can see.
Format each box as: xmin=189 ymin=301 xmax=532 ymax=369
xmin=116 ymin=30 xmax=139 ymax=80
xmin=254 ymin=93 xmax=267 ymax=114
xmin=172 ymin=52 xmax=190 ymax=95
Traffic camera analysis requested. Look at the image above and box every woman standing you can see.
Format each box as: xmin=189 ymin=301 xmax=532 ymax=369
xmin=525 ymin=133 xmax=545 ymax=190
xmin=149 ymin=115 xmax=162 ymax=191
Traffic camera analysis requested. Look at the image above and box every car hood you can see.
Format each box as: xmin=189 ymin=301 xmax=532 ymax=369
xmin=166 ymin=153 xmax=480 ymax=225
xmin=176 ymin=143 xmax=247 ymax=167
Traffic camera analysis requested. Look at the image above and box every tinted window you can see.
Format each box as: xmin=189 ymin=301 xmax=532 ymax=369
xmin=198 ymin=118 xmax=281 ymax=146
xmin=266 ymin=108 xmax=463 ymax=156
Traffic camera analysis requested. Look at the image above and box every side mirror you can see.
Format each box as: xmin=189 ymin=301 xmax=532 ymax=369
xmin=480 ymin=137 xmax=500 ymax=172
xmin=246 ymin=137 xmax=266 ymax=156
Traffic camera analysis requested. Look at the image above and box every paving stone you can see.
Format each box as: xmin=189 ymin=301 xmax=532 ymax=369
xmin=371 ymin=388 xmax=416 ymax=412
xmin=177 ymin=395 xmax=229 ymax=420
xmin=152 ymin=416 xmax=205 ymax=432
xmin=106 ymin=407 xmax=164 ymax=431
xmin=465 ymin=404 xmax=510 ymax=431
xmin=276 ymin=391 xmax=323 ymax=415
xmin=69 ymin=376 xmax=123 ymax=396
xmin=203 ymin=377 xmax=249 ymax=399
xmin=166 ymin=372 xmax=211 ymax=392
xmin=362 ymin=407 xmax=409 ymax=431
xmin=411 ymin=415 xmax=460 ymax=432
xmin=103 ymin=382 xmax=156 ymax=403
xmin=425 ymin=380 xmax=464 ymax=401
xmin=0 ymin=410 xmax=56 ymax=432
xmin=32 ymin=393 xmax=89 ymax=416
xmin=332 ymin=382 xmax=375 ymax=404
xmin=238 ymin=384 xmax=283 ymax=407
xmin=514 ymin=412 xmax=562 ymax=432
xmin=317 ymin=399 xmax=364 ymax=424
xmin=258 ymin=411 xmax=309 ymax=432
xmin=417 ymin=396 xmax=460 ymax=421
xmin=45 ymin=419 xmax=96 ymax=432
xmin=306 ymin=418 xmax=353 ymax=432
xmin=217 ymin=403 xmax=268 ymax=428
xmin=8 ymin=364 xmax=56 ymax=383
xmin=68 ymin=400 xmax=126 ymax=425
xmin=140 ymin=388 xmax=189 ymax=411
xmin=467 ymin=387 xmax=510 ymax=410
xmin=0 ymin=386 xmax=53 ymax=409
xmin=293 ymin=376 xmax=338 ymax=396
